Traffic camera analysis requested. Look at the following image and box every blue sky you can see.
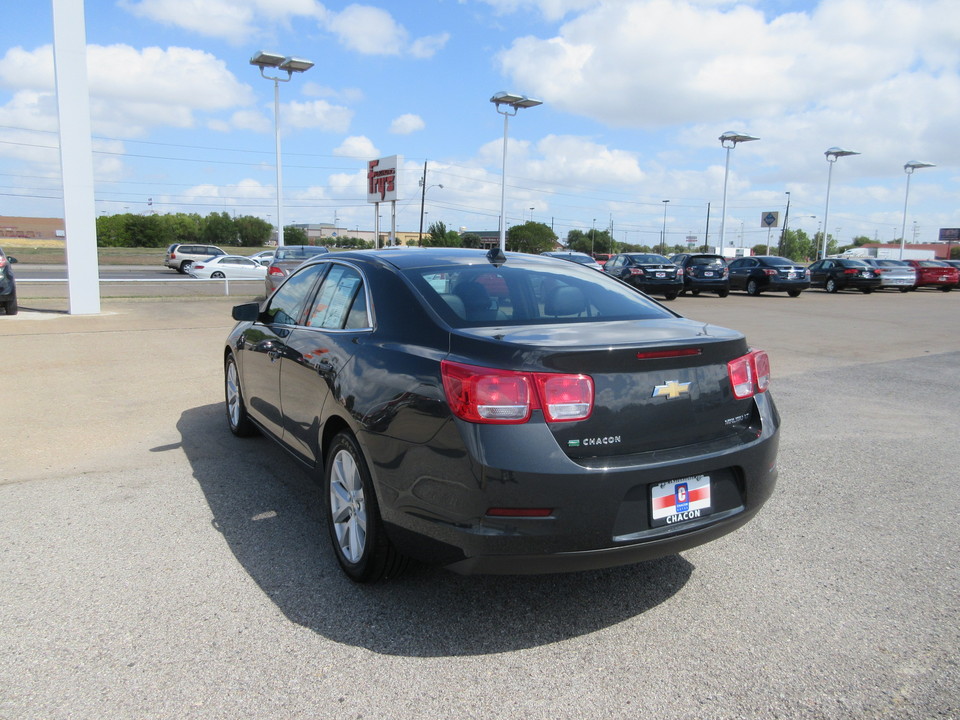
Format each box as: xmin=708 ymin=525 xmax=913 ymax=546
xmin=1 ymin=0 xmax=958 ymax=249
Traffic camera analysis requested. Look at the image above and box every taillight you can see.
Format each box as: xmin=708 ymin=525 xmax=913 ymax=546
xmin=0 ymin=257 xmax=6 ymax=269
xmin=727 ymin=350 xmax=771 ymax=400
xmin=441 ymin=360 xmax=593 ymax=424
xmin=268 ymin=266 xmax=286 ymax=277
xmin=843 ymin=268 xmax=859 ymax=275
xmin=535 ymin=374 xmax=593 ymax=421
xmin=193 ymin=264 xmax=204 ymax=270
xmin=628 ymin=268 xmax=643 ymax=275
xmin=763 ymin=269 xmax=777 ymax=276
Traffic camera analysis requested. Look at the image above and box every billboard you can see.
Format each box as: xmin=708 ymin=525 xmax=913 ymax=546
xmin=367 ymin=155 xmax=400 ymax=203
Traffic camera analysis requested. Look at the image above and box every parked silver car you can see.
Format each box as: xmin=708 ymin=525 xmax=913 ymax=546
xmin=858 ymin=258 xmax=917 ymax=292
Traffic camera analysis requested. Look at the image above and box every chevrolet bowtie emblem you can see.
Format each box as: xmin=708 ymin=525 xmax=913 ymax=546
xmin=652 ymin=380 xmax=692 ymax=399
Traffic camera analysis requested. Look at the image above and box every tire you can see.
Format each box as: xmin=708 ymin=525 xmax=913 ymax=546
xmin=690 ymin=289 xmax=700 ymax=297
xmin=324 ymin=431 xmax=406 ymax=583
xmin=717 ymin=289 xmax=729 ymax=298
xmin=3 ymin=297 xmax=17 ymax=315
xmin=941 ymin=286 xmax=952 ymax=293
xmin=179 ymin=260 xmax=193 ymax=273
xmin=663 ymin=292 xmax=678 ymax=301
xmin=787 ymin=290 xmax=802 ymax=298
xmin=861 ymin=287 xmax=873 ymax=294
xmin=746 ymin=279 xmax=760 ymax=296
xmin=825 ymin=278 xmax=839 ymax=293
xmin=899 ymin=287 xmax=909 ymax=293
xmin=211 ymin=271 xmax=225 ymax=279
xmin=224 ymin=354 xmax=257 ymax=437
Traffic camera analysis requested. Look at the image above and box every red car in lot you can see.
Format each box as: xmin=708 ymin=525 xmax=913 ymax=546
xmin=903 ymin=260 xmax=959 ymax=291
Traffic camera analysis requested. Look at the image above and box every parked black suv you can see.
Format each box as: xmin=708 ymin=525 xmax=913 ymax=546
xmin=602 ymin=252 xmax=683 ymax=300
xmin=670 ymin=253 xmax=730 ymax=297
xmin=0 ymin=247 xmax=17 ymax=315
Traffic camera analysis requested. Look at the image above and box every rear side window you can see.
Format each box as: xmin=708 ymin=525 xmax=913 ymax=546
xmin=306 ymin=265 xmax=369 ymax=330
xmin=264 ymin=264 xmax=325 ymax=326
xmin=405 ymin=263 xmax=674 ymax=328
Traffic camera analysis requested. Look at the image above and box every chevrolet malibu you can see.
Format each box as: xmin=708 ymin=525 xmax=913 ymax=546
xmin=224 ymin=248 xmax=779 ymax=582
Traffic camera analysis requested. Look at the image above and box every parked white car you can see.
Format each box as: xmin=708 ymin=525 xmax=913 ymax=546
xmin=189 ymin=255 xmax=268 ymax=280
xmin=249 ymin=250 xmax=275 ymax=266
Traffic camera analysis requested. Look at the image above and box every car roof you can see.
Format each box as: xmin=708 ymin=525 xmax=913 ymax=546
xmin=303 ymin=247 xmax=585 ymax=272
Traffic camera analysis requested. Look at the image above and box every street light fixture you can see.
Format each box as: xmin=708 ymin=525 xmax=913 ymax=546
xmin=820 ymin=147 xmax=859 ymax=260
xmin=718 ymin=131 xmax=759 ymax=250
xmin=899 ymin=160 xmax=935 ymax=259
xmin=251 ymin=50 xmax=314 ymax=247
xmin=491 ymin=91 xmax=542 ymax=252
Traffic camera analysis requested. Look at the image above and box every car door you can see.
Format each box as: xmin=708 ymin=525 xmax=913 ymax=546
xmin=279 ymin=263 xmax=371 ymax=464
xmin=727 ymin=258 xmax=748 ymax=289
xmin=237 ymin=263 xmax=326 ymax=440
xmin=808 ymin=260 xmax=826 ymax=286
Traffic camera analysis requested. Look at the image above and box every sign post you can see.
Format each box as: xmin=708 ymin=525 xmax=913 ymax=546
xmin=367 ymin=155 xmax=401 ymax=248
xmin=761 ymin=212 xmax=779 ymax=255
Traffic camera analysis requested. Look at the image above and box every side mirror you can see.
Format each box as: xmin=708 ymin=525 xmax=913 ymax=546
xmin=231 ymin=301 xmax=261 ymax=322
xmin=7 ymin=256 xmax=17 ymax=264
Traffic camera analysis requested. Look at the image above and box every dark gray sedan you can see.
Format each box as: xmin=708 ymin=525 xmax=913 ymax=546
xmin=727 ymin=256 xmax=810 ymax=297
xmin=225 ymin=248 xmax=780 ymax=582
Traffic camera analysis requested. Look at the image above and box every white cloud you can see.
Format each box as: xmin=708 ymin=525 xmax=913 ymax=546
xmin=333 ymin=135 xmax=379 ymax=158
xmin=497 ymin=0 xmax=960 ymax=130
xmin=0 ymin=44 xmax=252 ymax=137
xmin=118 ymin=0 xmax=327 ymax=43
xmin=389 ymin=114 xmax=425 ymax=135
xmin=325 ymin=5 xmax=408 ymax=55
xmin=282 ymin=99 xmax=353 ymax=132
xmin=410 ymin=33 xmax=451 ymax=59
xmin=321 ymin=5 xmax=450 ymax=57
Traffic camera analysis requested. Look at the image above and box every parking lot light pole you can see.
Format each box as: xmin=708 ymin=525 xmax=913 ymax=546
xmin=491 ymin=92 xmax=542 ymax=252
xmin=899 ymin=161 xmax=935 ymax=260
xmin=661 ymin=200 xmax=670 ymax=255
xmin=251 ymin=51 xmax=314 ymax=247
xmin=820 ymin=147 xmax=859 ymax=260
xmin=718 ymin=132 xmax=759 ymax=250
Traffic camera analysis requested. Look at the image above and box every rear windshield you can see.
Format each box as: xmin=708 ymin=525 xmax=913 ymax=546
xmin=628 ymin=254 xmax=670 ymax=263
xmin=689 ymin=256 xmax=725 ymax=267
xmin=275 ymin=246 xmax=329 ymax=261
xmin=763 ymin=256 xmax=793 ymax=265
xmin=403 ymin=263 xmax=675 ymax=327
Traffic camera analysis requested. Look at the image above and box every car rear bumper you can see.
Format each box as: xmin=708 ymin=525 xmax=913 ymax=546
xmin=372 ymin=392 xmax=780 ymax=575
xmin=685 ymin=279 xmax=729 ymax=291
xmin=633 ymin=279 xmax=683 ymax=294
xmin=766 ymin=279 xmax=810 ymax=292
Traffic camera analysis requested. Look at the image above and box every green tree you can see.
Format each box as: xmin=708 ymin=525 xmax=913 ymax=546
xmin=235 ymin=215 xmax=273 ymax=247
xmin=506 ymin=221 xmax=557 ymax=254
xmin=566 ymin=228 xmax=612 ymax=255
xmin=424 ymin=221 xmax=460 ymax=247
xmin=202 ymin=212 xmax=237 ymax=246
xmin=283 ymin=225 xmax=309 ymax=246
xmin=460 ymin=232 xmax=481 ymax=249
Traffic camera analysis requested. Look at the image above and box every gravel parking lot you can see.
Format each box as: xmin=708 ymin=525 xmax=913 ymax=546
xmin=1 ymin=290 xmax=958 ymax=719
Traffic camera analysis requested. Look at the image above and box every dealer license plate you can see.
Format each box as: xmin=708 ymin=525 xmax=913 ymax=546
xmin=656 ymin=272 xmax=665 ymax=278
xmin=651 ymin=474 xmax=712 ymax=527
xmin=704 ymin=271 xmax=714 ymax=277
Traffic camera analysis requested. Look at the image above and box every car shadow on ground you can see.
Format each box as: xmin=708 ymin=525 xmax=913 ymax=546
xmin=172 ymin=403 xmax=693 ymax=658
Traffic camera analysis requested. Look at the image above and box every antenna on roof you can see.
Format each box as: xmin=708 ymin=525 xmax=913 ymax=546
xmin=486 ymin=247 xmax=507 ymax=267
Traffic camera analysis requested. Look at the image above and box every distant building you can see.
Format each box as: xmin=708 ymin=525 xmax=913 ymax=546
xmin=0 ymin=216 xmax=65 ymax=240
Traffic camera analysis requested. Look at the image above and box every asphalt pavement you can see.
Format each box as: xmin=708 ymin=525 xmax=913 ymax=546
xmin=1 ymin=289 xmax=958 ymax=719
